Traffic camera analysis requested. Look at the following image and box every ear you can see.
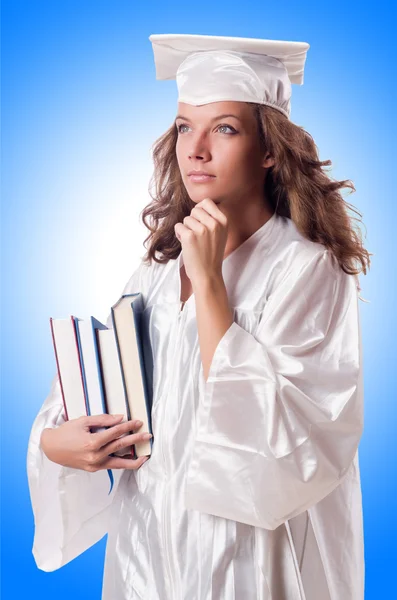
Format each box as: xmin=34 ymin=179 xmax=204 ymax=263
xmin=262 ymin=152 xmax=275 ymax=168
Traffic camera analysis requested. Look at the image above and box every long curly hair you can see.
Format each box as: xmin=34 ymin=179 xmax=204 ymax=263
xmin=141 ymin=102 xmax=371 ymax=288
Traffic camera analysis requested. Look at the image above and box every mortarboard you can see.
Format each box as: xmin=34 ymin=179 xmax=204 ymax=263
xmin=149 ymin=33 xmax=310 ymax=119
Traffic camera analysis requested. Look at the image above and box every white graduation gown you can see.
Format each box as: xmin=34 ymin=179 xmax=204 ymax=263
xmin=27 ymin=212 xmax=365 ymax=600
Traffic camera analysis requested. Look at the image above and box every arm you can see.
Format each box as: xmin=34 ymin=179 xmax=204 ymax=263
xmin=185 ymin=248 xmax=363 ymax=530
xmin=27 ymin=259 xmax=149 ymax=571
xmin=27 ymin=374 xmax=126 ymax=571
xmin=193 ymin=274 xmax=234 ymax=382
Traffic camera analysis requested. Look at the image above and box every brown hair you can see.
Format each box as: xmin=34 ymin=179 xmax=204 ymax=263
xmin=141 ymin=102 xmax=371 ymax=286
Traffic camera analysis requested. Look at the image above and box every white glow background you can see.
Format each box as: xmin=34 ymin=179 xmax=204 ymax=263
xmin=1 ymin=1 xmax=395 ymax=598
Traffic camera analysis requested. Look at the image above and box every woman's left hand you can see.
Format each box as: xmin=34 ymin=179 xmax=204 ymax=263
xmin=174 ymin=198 xmax=228 ymax=286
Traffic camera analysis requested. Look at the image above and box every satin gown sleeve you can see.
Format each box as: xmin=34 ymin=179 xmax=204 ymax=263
xmin=184 ymin=248 xmax=363 ymax=531
xmin=27 ymin=260 xmax=148 ymax=571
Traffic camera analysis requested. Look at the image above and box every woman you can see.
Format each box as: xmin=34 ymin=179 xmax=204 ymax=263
xmin=27 ymin=34 xmax=371 ymax=600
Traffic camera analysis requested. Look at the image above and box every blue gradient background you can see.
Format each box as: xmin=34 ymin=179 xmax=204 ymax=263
xmin=1 ymin=1 xmax=395 ymax=598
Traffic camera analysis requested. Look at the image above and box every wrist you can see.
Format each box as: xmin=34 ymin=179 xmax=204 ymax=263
xmin=191 ymin=272 xmax=224 ymax=294
xmin=40 ymin=428 xmax=53 ymax=456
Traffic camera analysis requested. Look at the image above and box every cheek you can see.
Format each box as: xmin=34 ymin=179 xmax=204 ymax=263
xmin=237 ymin=142 xmax=263 ymax=174
xmin=175 ymin=142 xmax=186 ymax=174
xmin=217 ymin=144 xmax=242 ymax=169
xmin=220 ymin=146 xmax=255 ymax=179
xmin=175 ymin=139 xmax=182 ymax=161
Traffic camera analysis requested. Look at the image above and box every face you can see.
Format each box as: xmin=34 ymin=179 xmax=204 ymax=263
xmin=175 ymin=100 xmax=274 ymax=206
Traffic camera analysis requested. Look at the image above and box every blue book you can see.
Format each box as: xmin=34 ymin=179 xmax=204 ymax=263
xmin=74 ymin=316 xmax=108 ymax=423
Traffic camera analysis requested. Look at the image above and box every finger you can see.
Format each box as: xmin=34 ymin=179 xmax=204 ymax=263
xmin=97 ymin=430 xmax=153 ymax=461
xmin=190 ymin=206 xmax=217 ymax=229
xmin=182 ymin=215 xmax=206 ymax=234
xmin=81 ymin=413 xmax=124 ymax=430
xmin=174 ymin=222 xmax=194 ymax=242
xmin=197 ymin=198 xmax=228 ymax=225
xmin=93 ymin=419 xmax=144 ymax=449
xmin=99 ymin=454 xmax=149 ymax=470
xmin=174 ymin=222 xmax=187 ymax=241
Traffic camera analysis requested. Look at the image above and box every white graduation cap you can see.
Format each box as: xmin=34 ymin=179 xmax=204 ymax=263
xmin=149 ymin=33 xmax=310 ymax=119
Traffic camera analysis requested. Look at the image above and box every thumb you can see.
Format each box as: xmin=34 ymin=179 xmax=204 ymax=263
xmin=174 ymin=223 xmax=181 ymax=241
xmin=82 ymin=413 xmax=125 ymax=428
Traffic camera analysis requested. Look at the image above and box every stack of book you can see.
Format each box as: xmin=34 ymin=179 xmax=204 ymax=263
xmin=50 ymin=293 xmax=153 ymax=458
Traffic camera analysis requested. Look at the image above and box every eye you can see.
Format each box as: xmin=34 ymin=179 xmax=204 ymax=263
xmin=177 ymin=123 xmax=190 ymax=133
xmin=176 ymin=123 xmax=237 ymax=135
xmin=217 ymin=124 xmax=237 ymax=134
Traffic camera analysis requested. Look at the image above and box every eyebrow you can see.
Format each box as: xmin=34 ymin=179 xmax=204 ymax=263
xmin=174 ymin=113 xmax=242 ymax=123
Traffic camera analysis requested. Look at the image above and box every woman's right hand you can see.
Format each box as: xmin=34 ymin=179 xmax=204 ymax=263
xmin=40 ymin=414 xmax=152 ymax=471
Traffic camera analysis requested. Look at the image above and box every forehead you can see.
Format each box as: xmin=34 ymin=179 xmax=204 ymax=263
xmin=176 ymin=100 xmax=253 ymax=122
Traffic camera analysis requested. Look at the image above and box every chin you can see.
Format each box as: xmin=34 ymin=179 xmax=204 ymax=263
xmin=191 ymin=196 xmax=221 ymax=205
xmin=187 ymin=189 xmax=222 ymax=203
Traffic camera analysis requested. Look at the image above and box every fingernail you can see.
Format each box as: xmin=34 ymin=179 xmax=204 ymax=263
xmin=142 ymin=433 xmax=153 ymax=439
xmin=112 ymin=414 xmax=124 ymax=418
xmin=135 ymin=420 xmax=143 ymax=426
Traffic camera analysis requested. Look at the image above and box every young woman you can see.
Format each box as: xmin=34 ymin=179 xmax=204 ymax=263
xmin=27 ymin=34 xmax=370 ymax=600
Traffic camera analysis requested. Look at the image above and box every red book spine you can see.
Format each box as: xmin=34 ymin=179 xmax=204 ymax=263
xmin=49 ymin=317 xmax=69 ymax=421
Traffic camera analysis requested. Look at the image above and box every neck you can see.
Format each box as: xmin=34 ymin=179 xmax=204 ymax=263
xmin=221 ymin=196 xmax=274 ymax=259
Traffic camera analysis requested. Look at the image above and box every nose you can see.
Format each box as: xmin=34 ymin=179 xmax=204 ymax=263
xmin=188 ymin=130 xmax=210 ymax=161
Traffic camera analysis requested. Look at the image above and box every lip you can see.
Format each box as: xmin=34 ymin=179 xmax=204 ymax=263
xmin=188 ymin=172 xmax=216 ymax=183
xmin=187 ymin=170 xmax=215 ymax=176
